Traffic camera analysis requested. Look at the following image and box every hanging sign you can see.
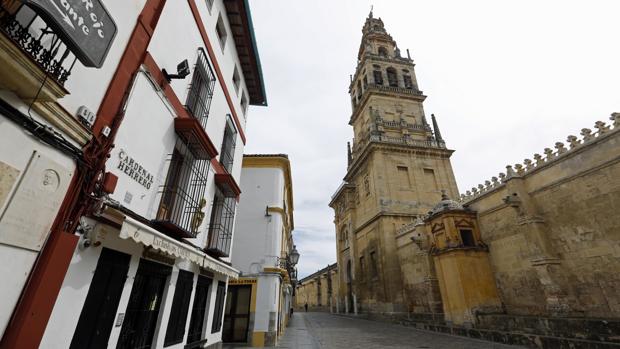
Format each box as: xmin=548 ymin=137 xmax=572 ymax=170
xmin=23 ymin=0 xmax=117 ymax=68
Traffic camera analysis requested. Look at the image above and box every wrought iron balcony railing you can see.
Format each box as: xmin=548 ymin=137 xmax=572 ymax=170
xmin=0 ymin=3 xmax=75 ymax=85
xmin=154 ymin=138 xmax=210 ymax=239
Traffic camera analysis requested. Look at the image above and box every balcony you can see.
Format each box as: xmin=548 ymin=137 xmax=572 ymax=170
xmin=154 ymin=139 xmax=210 ymax=239
xmin=0 ymin=4 xmax=75 ymax=96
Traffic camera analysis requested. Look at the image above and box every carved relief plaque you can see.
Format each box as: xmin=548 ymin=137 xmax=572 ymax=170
xmin=0 ymin=161 xmax=20 ymax=210
xmin=0 ymin=151 xmax=73 ymax=251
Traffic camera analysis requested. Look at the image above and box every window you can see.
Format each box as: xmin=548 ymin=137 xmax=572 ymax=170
xmin=403 ymin=74 xmax=413 ymax=89
xmin=373 ymin=69 xmax=383 ymax=85
xmin=370 ymin=251 xmax=378 ymax=277
xmin=359 ymin=256 xmax=365 ymax=280
xmin=386 ymin=67 xmax=398 ymax=87
xmin=211 ymin=281 xmax=227 ymax=333
xmin=216 ymin=14 xmax=227 ymax=50
xmin=156 ymin=139 xmax=210 ymax=238
xmin=206 ymin=188 xmax=236 ymax=257
xmin=164 ymin=270 xmax=195 ymax=347
xmin=356 ymin=80 xmax=362 ymax=100
xmin=378 ymin=46 xmax=388 ymax=57
xmin=186 ymin=48 xmax=216 ymax=129
xmin=220 ymin=116 xmax=237 ymax=173
xmin=187 ymin=275 xmax=212 ymax=344
xmin=205 ymin=0 xmax=214 ymax=12
xmin=460 ymin=229 xmax=476 ymax=247
xmin=341 ymin=229 xmax=349 ymax=248
xmin=240 ymin=91 xmax=248 ymax=115
xmin=397 ymin=166 xmax=411 ymax=188
xmin=363 ymin=75 xmax=368 ymax=88
xmin=232 ymin=66 xmax=240 ymax=94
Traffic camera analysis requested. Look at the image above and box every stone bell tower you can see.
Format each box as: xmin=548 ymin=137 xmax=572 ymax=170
xmin=330 ymin=11 xmax=459 ymax=314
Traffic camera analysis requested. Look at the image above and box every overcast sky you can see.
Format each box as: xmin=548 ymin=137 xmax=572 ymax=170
xmin=243 ymin=0 xmax=620 ymax=278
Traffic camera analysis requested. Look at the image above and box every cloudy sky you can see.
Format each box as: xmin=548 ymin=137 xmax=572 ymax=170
xmin=243 ymin=0 xmax=620 ymax=278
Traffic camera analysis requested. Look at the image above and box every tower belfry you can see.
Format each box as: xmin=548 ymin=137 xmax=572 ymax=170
xmin=330 ymin=12 xmax=459 ymax=314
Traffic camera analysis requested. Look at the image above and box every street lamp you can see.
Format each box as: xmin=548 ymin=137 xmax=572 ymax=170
xmin=290 ymin=245 xmax=300 ymax=266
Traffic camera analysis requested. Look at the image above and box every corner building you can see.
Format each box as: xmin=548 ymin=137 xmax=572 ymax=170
xmin=329 ymin=12 xmax=459 ymax=314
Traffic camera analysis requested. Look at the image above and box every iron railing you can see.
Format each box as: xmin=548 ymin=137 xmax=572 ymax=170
xmin=205 ymin=189 xmax=236 ymax=257
xmin=155 ymin=138 xmax=210 ymax=238
xmin=186 ymin=48 xmax=216 ymax=129
xmin=0 ymin=3 xmax=75 ymax=85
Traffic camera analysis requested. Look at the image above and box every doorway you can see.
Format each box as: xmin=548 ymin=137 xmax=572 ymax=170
xmin=222 ymin=285 xmax=252 ymax=343
xmin=70 ymin=248 xmax=131 ymax=349
xmin=117 ymin=258 xmax=171 ymax=349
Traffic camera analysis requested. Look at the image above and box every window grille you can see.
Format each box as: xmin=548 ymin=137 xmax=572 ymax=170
xmin=186 ymin=48 xmax=216 ymax=129
xmin=206 ymin=189 xmax=236 ymax=257
xmin=155 ymin=138 xmax=210 ymax=238
xmin=219 ymin=117 xmax=237 ymax=173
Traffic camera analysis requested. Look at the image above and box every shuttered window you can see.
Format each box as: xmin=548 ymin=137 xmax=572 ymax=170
xmin=164 ymin=270 xmax=194 ymax=347
xmin=211 ymin=281 xmax=227 ymax=333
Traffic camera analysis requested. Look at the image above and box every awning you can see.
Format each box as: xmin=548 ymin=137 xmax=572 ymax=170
xmin=119 ymin=215 xmax=239 ymax=278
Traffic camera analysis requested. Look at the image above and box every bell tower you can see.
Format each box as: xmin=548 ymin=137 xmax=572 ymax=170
xmin=331 ymin=11 xmax=460 ymax=314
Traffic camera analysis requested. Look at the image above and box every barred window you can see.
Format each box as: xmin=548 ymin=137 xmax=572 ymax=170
xmin=219 ymin=116 xmax=237 ymax=174
xmin=155 ymin=138 xmax=210 ymax=238
xmin=206 ymin=189 xmax=236 ymax=257
xmin=186 ymin=48 xmax=216 ymax=129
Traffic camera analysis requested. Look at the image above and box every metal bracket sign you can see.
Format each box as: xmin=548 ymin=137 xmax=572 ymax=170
xmin=22 ymin=0 xmax=117 ymax=68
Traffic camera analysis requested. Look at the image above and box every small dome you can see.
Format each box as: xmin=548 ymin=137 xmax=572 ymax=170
xmin=429 ymin=191 xmax=463 ymax=216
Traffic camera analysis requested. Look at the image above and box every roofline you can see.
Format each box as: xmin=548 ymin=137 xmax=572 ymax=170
xmin=242 ymin=0 xmax=267 ymax=106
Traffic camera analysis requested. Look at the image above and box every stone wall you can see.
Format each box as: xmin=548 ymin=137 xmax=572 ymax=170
xmin=459 ymin=114 xmax=620 ymax=319
xmin=295 ymin=264 xmax=338 ymax=312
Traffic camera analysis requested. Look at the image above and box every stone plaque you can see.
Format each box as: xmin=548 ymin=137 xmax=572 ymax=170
xmin=0 ymin=161 xmax=20 ymax=210
xmin=0 ymin=152 xmax=73 ymax=251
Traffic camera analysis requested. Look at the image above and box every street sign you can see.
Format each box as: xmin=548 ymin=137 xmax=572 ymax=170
xmin=23 ymin=0 xmax=117 ymax=68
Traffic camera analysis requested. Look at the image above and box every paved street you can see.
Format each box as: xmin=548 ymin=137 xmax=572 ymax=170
xmin=226 ymin=312 xmax=522 ymax=349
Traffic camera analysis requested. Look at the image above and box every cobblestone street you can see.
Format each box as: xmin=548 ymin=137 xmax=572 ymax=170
xmin=226 ymin=312 xmax=522 ymax=349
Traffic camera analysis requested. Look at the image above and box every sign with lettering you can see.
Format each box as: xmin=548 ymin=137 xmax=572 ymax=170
xmin=117 ymin=150 xmax=154 ymax=189
xmin=23 ymin=0 xmax=117 ymax=68
xmin=229 ymin=279 xmax=257 ymax=285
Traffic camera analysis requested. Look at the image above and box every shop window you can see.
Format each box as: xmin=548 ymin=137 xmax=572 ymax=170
xmin=211 ymin=281 xmax=227 ymax=333
xmin=187 ymin=275 xmax=212 ymax=344
xmin=164 ymin=270 xmax=195 ymax=347
xmin=186 ymin=48 xmax=216 ymax=129
xmin=460 ymin=229 xmax=476 ymax=247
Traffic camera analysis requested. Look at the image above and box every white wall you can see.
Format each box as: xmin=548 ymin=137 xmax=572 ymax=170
xmin=231 ymin=167 xmax=285 ymax=274
xmin=58 ymin=0 xmax=147 ymax=122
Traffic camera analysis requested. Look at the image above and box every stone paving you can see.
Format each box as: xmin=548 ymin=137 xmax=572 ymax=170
xmin=224 ymin=312 xmax=523 ymax=349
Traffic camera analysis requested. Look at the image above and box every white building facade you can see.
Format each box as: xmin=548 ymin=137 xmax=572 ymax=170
xmin=225 ymin=154 xmax=297 ymax=347
xmin=0 ymin=0 xmax=266 ymax=348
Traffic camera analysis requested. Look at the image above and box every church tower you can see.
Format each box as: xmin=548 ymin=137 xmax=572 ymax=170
xmin=330 ymin=11 xmax=459 ymax=313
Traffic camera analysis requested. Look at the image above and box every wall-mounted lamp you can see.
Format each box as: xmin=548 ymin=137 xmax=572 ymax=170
xmin=163 ymin=59 xmax=190 ymax=83
xmin=265 ymin=205 xmax=272 ymax=217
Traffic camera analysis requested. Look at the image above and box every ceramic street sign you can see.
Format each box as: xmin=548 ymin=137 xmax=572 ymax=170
xmin=23 ymin=0 xmax=117 ymax=68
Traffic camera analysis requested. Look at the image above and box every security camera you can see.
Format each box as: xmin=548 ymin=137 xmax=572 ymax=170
xmin=163 ymin=59 xmax=190 ymax=82
xmin=79 ymin=238 xmax=92 ymax=250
